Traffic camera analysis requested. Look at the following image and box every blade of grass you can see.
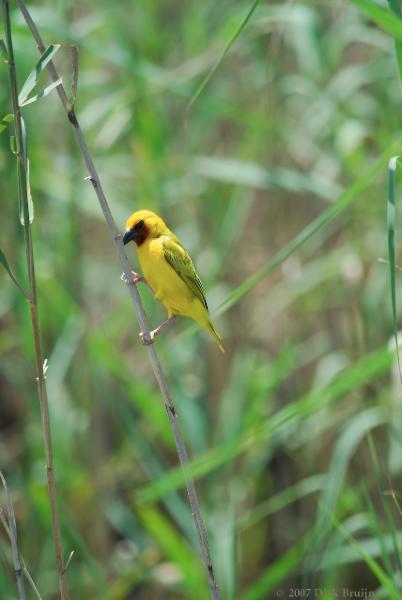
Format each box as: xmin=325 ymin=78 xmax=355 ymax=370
xmin=387 ymin=0 xmax=402 ymax=85
xmin=366 ymin=433 xmax=402 ymax=578
xmin=0 ymin=37 xmax=7 ymax=59
xmin=0 ymin=112 xmax=13 ymax=133
xmin=240 ymin=537 xmax=308 ymax=600
xmin=351 ymin=0 xmax=402 ymax=42
xmin=0 ymin=248 xmax=30 ymax=299
xmin=88 ymin=333 xmax=174 ymax=447
xmin=187 ymin=0 xmax=261 ymax=112
xmin=137 ymin=504 xmax=208 ymax=599
xmin=190 ymin=156 xmax=342 ymax=200
xmin=362 ymin=483 xmax=395 ymax=579
xmin=239 ymin=475 xmax=326 ymax=531
xmin=137 ymin=345 xmax=393 ymax=503
xmin=215 ymin=143 xmax=398 ymax=315
xmin=20 ymin=77 xmax=62 ymax=107
xmin=306 ymin=408 xmax=386 ymax=576
xmin=19 ymin=117 xmax=33 ymax=225
xmin=387 ymin=156 xmax=402 ymax=382
xmin=331 ymin=514 xmax=402 ymax=599
xmin=18 ymin=43 xmax=60 ymax=105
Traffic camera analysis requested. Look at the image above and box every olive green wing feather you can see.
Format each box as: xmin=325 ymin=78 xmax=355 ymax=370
xmin=162 ymin=236 xmax=208 ymax=310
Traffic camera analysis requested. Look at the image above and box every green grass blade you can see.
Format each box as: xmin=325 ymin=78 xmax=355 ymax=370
xmin=363 ymin=484 xmax=394 ymax=578
xmin=215 ymin=144 xmax=397 ymax=315
xmin=331 ymin=515 xmax=402 ymax=599
xmin=306 ymin=408 xmax=386 ymax=575
xmin=18 ymin=44 xmax=60 ymax=106
xmin=0 ymin=248 xmax=29 ymax=298
xmin=19 ymin=117 xmax=34 ymax=225
xmin=388 ymin=0 xmax=402 ymax=85
xmin=366 ymin=433 xmax=402 ymax=577
xmin=9 ymin=134 xmax=16 ymax=154
xmin=190 ymin=156 xmax=342 ymax=200
xmin=20 ymin=77 xmax=62 ymax=107
xmin=240 ymin=475 xmax=325 ymax=531
xmin=0 ymin=38 xmax=8 ymax=60
xmin=351 ymin=0 xmax=402 ymax=42
xmin=136 ymin=345 xmax=393 ymax=503
xmin=137 ymin=504 xmax=207 ymax=598
xmin=240 ymin=537 xmax=307 ymax=600
xmin=387 ymin=156 xmax=402 ymax=381
xmin=0 ymin=113 xmax=13 ymax=134
xmin=187 ymin=0 xmax=260 ymax=112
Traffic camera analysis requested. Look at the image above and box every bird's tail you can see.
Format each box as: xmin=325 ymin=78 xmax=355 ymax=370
xmin=206 ymin=319 xmax=225 ymax=353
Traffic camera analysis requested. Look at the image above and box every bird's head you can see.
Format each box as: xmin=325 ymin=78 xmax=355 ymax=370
xmin=123 ymin=210 xmax=168 ymax=247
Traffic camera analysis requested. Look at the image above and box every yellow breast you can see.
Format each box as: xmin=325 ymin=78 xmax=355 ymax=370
xmin=136 ymin=237 xmax=194 ymax=316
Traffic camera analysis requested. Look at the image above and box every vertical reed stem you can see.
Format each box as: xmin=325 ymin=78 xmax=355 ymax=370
xmin=2 ymin=2 xmax=69 ymax=598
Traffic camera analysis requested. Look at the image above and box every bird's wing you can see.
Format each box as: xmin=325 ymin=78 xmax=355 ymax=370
xmin=162 ymin=236 xmax=208 ymax=311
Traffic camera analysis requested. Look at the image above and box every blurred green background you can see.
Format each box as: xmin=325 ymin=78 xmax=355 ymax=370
xmin=2 ymin=0 xmax=402 ymax=598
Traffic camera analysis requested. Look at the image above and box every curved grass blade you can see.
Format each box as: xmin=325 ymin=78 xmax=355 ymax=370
xmin=18 ymin=44 xmax=60 ymax=106
xmin=19 ymin=117 xmax=33 ymax=225
xmin=0 ymin=248 xmax=30 ymax=299
xmin=137 ymin=505 xmax=207 ymax=598
xmin=20 ymin=77 xmax=62 ymax=107
xmin=306 ymin=408 xmax=386 ymax=577
xmin=215 ymin=144 xmax=397 ymax=315
xmin=187 ymin=0 xmax=260 ymax=112
xmin=0 ymin=38 xmax=7 ymax=60
xmin=0 ymin=113 xmax=13 ymax=133
xmin=331 ymin=514 xmax=401 ymax=600
xmin=387 ymin=156 xmax=402 ymax=382
xmin=366 ymin=433 xmax=402 ymax=578
xmin=239 ymin=475 xmax=326 ymax=531
xmin=191 ymin=156 xmax=342 ymax=200
xmin=351 ymin=0 xmax=402 ymax=42
xmin=136 ymin=345 xmax=393 ymax=503
xmin=240 ymin=537 xmax=308 ymax=600
xmin=10 ymin=134 xmax=16 ymax=154
xmin=388 ymin=0 xmax=402 ymax=86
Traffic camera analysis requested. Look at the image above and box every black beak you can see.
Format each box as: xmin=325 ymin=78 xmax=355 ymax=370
xmin=123 ymin=228 xmax=136 ymax=245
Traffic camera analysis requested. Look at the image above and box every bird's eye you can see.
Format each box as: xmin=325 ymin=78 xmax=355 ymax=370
xmin=134 ymin=219 xmax=144 ymax=232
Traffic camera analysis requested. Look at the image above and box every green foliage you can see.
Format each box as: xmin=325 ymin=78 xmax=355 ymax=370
xmin=18 ymin=44 xmax=60 ymax=106
xmin=387 ymin=156 xmax=402 ymax=379
xmin=187 ymin=0 xmax=261 ymax=111
xmin=0 ymin=112 xmax=13 ymax=133
xmin=2 ymin=0 xmax=402 ymax=599
xmin=0 ymin=247 xmax=28 ymax=297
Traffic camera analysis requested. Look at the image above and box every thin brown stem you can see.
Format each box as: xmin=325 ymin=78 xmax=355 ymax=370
xmin=15 ymin=1 xmax=220 ymax=597
xmin=2 ymin=2 xmax=69 ymax=599
xmin=0 ymin=471 xmax=26 ymax=600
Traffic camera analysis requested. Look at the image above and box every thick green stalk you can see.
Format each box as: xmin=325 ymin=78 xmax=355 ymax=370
xmin=2 ymin=2 xmax=70 ymax=599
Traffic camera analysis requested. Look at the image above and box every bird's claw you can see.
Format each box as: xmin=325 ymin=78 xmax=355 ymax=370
xmin=139 ymin=330 xmax=155 ymax=345
xmin=121 ymin=271 xmax=144 ymax=285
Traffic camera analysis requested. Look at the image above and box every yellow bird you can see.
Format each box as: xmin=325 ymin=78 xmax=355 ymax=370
xmin=122 ymin=209 xmax=224 ymax=352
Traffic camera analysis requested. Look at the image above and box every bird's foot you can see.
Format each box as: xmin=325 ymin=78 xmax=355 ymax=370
xmin=121 ymin=271 xmax=154 ymax=293
xmin=139 ymin=316 xmax=177 ymax=346
xmin=121 ymin=270 xmax=145 ymax=285
xmin=139 ymin=330 xmax=156 ymax=345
